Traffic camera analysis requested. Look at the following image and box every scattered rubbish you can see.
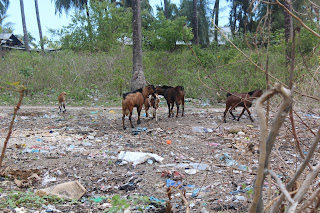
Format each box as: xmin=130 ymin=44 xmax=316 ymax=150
xmin=149 ymin=196 xmax=165 ymax=203
xmin=90 ymin=111 xmax=98 ymax=114
xmin=185 ymin=168 xmax=198 ymax=175
xmin=208 ymin=143 xmax=219 ymax=146
xmin=36 ymin=181 xmax=86 ymax=200
xmin=119 ymin=177 xmax=142 ymax=191
xmin=220 ymin=153 xmax=237 ymax=166
xmin=305 ymin=114 xmax=320 ymax=119
xmin=131 ymin=127 xmax=148 ymax=135
xmin=160 ymin=162 xmax=209 ymax=171
xmin=42 ymin=171 xmax=57 ymax=186
xmin=166 ymin=140 xmax=172 ymax=145
xmin=109 ymin=110 xmax=116 ymax=114
xmin=192 ymin=127 xmax=213 ymax=133
xmin=117 ymin=151 xmax=164 ymax=167
xmin=247 ymin=125 xmax=254 ymax=128
xmin=161 ymin=170 xmax=185 ymax=179
xmin=166 ymin=179 xmax=181 ymax=187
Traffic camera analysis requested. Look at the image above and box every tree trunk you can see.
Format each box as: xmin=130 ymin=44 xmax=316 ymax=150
xmin=34 ymin=0 xmax=44 ymax=52
xmin=131 ymin=0 xmax=146 ymax=91
xmin=193 ymin=0 xmax=198 ymax=45
xmin=284 ymin=0 xmax=293 ymax=68
xmin=213 ymin=0 xmax=219 ymax=42
xmin=20 ymin=0 xmax=29 ymax=51
xmin=164 ymin=0 xmax=168 ymax=19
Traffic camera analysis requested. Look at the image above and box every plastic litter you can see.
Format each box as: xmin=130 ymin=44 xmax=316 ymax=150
xmin=36 ymin=181 xmax=86 ymax=200
xmin=117 ymin=151 xmax=164 ymax=167
xmin=192 ymin=126 xmax=213 ymax=133
xmin=131 ymin=127 xmax=148 ymax=135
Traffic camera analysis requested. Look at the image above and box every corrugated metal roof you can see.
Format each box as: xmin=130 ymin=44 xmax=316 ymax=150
xmin=0 ymin=33 xmax=13 ymax=40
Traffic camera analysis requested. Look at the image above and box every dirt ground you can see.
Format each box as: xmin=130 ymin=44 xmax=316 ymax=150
xmin=0 ymin=100 xmax=318 ymax=212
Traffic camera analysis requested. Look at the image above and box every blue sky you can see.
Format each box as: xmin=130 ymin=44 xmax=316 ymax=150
xmin=5 ymin=0 xmax=230 ymax=43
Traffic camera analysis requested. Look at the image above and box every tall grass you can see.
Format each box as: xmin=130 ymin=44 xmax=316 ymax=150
xmin=0 ymin=46 xmax=318 ymax=106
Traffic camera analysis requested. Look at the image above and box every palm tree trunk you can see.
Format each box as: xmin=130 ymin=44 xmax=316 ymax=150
xmin=34 ymin=0 xmax=44 ymax=52
xmin=164 ymin=0 xmax=168 ymax=19
xmin=193 ymin=0 xmax=198 ymax=44
xmin=131 ymin=0 xmax=146 ymax=91
xmin=213 ymin=0 xmax=219 ymax=42
xmin=19 ymin=0 xmax=29 ymax=51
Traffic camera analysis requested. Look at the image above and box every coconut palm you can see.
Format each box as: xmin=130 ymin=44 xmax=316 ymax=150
xmin=0 ymin=0 xmax=9 ymax=26
xmin=20 ymin=0 xmax=29 ymax=51
xmin=34 ymin=0 xmax=44 ymax=52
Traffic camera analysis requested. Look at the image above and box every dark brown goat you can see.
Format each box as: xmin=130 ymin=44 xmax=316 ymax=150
xmin=122 ymin=85 xmax=155 ymax=130
xmin=223 ymin=89 xmax=263 ymax=123
xmin=156 ymin=85 xmax=185 ymax=118
xmin=144 ymin=93 xmax=160 ymax=121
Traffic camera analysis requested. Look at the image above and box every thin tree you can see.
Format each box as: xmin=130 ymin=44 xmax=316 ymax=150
xmin=34 ymin=0 xmax=44 ymax=52
xmin=131 ymin=0 xmax=146 ymax=91
xmin=19 ymin=0 xmax=29 ymax=51
xmin=164 ymin=0 xmax=168 ymax=19
xmin=213 ymin=0 xmax=219 ymax=42
xmin=192 ymin=0 xmax=198 ymax=44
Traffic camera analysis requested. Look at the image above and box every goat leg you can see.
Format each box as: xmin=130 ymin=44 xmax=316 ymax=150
xmin=176 ymin=103 xmax=179 ymax=118
xmin=237 ymin=108 xmax=246 ymax=121
xmin=137 ymin=109 xmax=141 ymax=124
xmin=122 ymin=115 xmax=126 ymax=130
xmin=129 ymin=112 xmax=134 ymax=128
xmin=170 ymin=103 xmax=174 ymax=117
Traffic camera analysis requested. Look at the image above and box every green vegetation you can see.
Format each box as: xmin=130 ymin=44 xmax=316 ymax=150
xmin=0 ymin=37 xmax=318 ymax=106
xmin=0 ymin=189 xmax=67 ymax=209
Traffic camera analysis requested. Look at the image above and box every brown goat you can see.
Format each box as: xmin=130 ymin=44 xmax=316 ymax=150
xmin=144 ymin=93 xmax=160 ymax=121
xmin=122 ymin=85 xmax=155 ymax=130
xmin=156 ymin=85 xmax=185 ymax=118
xmin=223 ymin=89 xmax=263 ymax=123
xmin=58 ymin=92 xmax=67 ymax=114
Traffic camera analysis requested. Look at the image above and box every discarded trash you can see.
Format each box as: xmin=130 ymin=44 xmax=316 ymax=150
xmin=185 ymin=168 xmax=198 ymax=175
xmin=160 ymin=162 xmax=209 ymax=171
xmin=161 ymin=170 xmax=185 ymax=179
xmin=109 ymin=110 xmax=116 ymax=114
xmin=167 ymin=140 xmax=172 ymax=145
xmin=247 ymin=125 xmax=254 ymax=128
xmin=166 ymin=179 xmax=181 ymax=187
xmin=192 ymin=127 xmax=213 ymax=133
xmin=90 ymin=111 xmax=98 ymax=114
xmin=117 ymin=151 xmax=164 ymax=167
xmin=36 ymin=181 xmax=86 ymax=200
xmin=131 ymin=127 xmax=148 ymax=135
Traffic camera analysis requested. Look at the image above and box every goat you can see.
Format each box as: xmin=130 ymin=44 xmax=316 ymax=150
xmin=156 ymin=85 xmax=185 ymax=118
xmin=58 ymin=92 xmax=67 ymax=114
xmin=223 ymin=89 xmax=263 ymax=123
xmin=122 ymin=85 xmax=155 ymax=130
xmin=144 ymin=93 xmax=160 ymax=121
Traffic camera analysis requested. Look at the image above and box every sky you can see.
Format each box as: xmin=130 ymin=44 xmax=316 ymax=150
xmin=5 ymin=0 xmax=230 ymax=43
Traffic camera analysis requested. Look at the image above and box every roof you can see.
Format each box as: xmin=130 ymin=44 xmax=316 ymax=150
xmin=0 ymin=33 xmax=23 ymax=46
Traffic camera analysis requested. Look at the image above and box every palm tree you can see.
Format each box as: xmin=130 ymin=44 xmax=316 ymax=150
xmin=34 ymin=0 xmax=44 ymax=52
xmin=192 ymin=0 xmax=198 ymax=44
xmin=131 ymin=0 xmax=146 ymax=91
xmin=213 ymin=0 xmax=219 ymax=42
xmin=19 ymin=0 xmax=29 ymax=51
xmin=0 ymin=0 xmax=9 ymax=28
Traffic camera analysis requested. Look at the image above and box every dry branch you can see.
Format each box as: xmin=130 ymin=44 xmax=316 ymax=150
xmin=250 ymin=83 xmax=293 ymax=213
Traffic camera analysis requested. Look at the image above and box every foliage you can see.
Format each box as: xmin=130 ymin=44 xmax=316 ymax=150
xmin=56 ymin=1 xmax=132 ymax=52
xmin=0 ymin=189 xmax=66 ymax=209
xmin=143 ymin=12 xmax=193 ymax=51
xmin=108 ymin=195 xmax=150 ymax=213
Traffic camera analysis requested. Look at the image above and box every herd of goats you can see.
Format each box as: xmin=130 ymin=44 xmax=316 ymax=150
xmin=57 ymin=85 xmax=263 ymax=130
